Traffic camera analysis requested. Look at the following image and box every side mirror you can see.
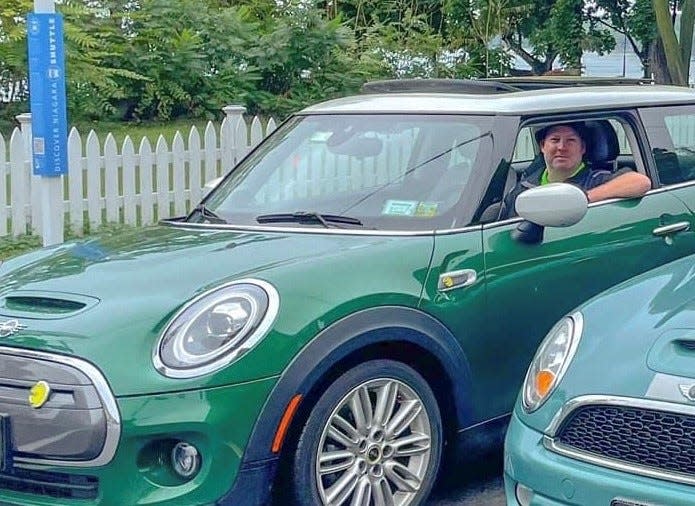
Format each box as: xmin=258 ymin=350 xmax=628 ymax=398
xmin=516 ymin=183 xmax=588 ymax=227
xmin=513 ymin=183 xmax=588 ymax=244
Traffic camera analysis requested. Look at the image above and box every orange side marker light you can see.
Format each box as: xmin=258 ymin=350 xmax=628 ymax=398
xmin=272 ymin=394 xmax=303 ymax=453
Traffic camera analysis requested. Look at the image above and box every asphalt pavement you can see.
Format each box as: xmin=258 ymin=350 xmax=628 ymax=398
xmin=427 ymin=449 xmax=506 ymax=505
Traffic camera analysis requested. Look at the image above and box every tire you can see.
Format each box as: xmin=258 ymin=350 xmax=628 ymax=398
xmin=288 ymin=359 xmax=442 ymax=506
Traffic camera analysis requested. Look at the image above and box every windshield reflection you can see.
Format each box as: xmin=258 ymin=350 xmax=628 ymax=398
xmin=197 ymin=114 xmax=494 ymax=231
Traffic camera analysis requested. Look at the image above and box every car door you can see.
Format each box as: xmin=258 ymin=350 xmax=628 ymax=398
xmin=421 ymin=113 xmax=695 ymax=428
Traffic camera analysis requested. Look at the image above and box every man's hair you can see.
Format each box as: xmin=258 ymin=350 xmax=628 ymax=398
xmin=534 ymin=122 xmax=588 ymax=145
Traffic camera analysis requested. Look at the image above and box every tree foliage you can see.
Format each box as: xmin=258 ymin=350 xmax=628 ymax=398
xmin=0 ymin=0 xmax=692 ymax=130
xmin=590 ymin=0 xmax=656 ymax=77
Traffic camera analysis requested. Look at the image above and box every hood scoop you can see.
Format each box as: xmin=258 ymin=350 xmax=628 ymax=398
xmin=0 ymin=291 xmax=99 ymax=319
xmin=647 ymin=328 xmax=695 ymax=378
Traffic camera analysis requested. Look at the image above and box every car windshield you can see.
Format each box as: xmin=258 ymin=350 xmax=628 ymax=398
xmin=195 ymin=114 xmax=494 ymax=231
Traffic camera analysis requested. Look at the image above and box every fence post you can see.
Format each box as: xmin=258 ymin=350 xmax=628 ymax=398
xmin=15 ymin=113 xmax=41 ymax=235
xmin=222 ymin=105 xmax=246 ymax=166
xmin=222 ymin=105 xmax=246 ymax=124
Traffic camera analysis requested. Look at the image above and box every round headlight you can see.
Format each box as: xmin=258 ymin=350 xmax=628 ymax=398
xmin=522 ymin=312 xmax=583 ymax=413
xmin=153 ymin=279 xmax=279 ymax=378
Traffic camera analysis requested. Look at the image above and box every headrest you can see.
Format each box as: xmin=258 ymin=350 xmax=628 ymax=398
xmin=583 ymin=120 xmax=619 ymax=164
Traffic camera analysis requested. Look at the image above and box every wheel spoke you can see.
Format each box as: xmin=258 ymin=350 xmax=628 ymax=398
xmin=372 ymin=477 xmax=396 ymax=506
xmin=319 ymin=450 xmax=356 ymax=475
xmin=391 ymin=432 xmax=431 ymax=457
xmin=373 ymin=381 xmax=398 ymax=427
xmin=350 ymin=477 xmax=372 ymax=506
xmin=384 ymin=461 xmax=422 ymax=493
xmin=349 ymin=386 xmax=373 ymax=434
xmin=325 ymin=463 xmax=361 ymax=505
xmin=327 ymin=414 xmax=361 ymax=448
xmin=385 ymin=399 xmax=422 ymax=439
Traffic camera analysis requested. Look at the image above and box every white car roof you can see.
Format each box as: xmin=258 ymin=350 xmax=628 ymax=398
xmin=300 ymin=85 xmax=695 ymax=116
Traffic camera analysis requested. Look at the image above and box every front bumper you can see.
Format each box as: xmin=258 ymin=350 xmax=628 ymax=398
xmin=504 ymin=410 xmax=695 ymax=506
xmin=0 ymin=376 xmax=278 ymax=506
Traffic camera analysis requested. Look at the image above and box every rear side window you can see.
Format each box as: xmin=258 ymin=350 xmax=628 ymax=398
xmin=640 ymin=105 xmax=695 ymax=185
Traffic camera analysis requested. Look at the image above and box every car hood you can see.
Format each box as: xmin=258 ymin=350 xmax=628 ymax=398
xmin=522 ymin=253 xmax=695 ymax=431
xmin=0 ymin=224 xmax=432 ymax=395
xmin=0 ymin=225 xmax=319 ymax=303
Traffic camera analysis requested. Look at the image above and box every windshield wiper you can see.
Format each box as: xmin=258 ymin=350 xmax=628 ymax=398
xmin=189 ymin=203 xmax=227 ymax=224
xmin=256 ymin=211 xmax=363 ymax=228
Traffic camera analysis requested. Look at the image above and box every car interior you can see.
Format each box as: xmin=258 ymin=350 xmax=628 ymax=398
xmin=477 ymin=116 xmax=651 ymax=224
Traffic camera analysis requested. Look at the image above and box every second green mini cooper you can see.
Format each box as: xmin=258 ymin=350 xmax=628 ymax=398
xmin=2 ymin=79 xmax=695 ymax=505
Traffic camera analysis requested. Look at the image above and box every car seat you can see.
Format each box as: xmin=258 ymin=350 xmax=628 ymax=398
xmin=583 ymin=120 xmax=620 ymax=171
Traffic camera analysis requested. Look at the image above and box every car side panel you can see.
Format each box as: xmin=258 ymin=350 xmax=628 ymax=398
xmin=418 ymin=228 xmax=488 ymax=421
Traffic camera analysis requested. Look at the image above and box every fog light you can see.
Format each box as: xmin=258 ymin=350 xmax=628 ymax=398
xmin=515 ymin=483 xmax=534 ymax=506
xmin=171 ymin=442 xmax=200 ymax=479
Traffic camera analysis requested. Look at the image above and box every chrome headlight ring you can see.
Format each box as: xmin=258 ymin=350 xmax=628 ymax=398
xmin=522 ymin=311 xmax=584 ymax=413
xmin=153 ymin=279 xmax=279 ymax=379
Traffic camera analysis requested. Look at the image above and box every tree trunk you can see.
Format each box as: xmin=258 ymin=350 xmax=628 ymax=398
xmin=652 ymin=0 xmax=687 ymax=85
xmin=649 ymin=37 xmax=672 ymax=84
xmin=680 ymin=0 xmax=695 ymax=83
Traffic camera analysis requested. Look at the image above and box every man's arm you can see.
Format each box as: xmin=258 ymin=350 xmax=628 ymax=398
xmin=586 ymin=172 xmax=651 ymax=203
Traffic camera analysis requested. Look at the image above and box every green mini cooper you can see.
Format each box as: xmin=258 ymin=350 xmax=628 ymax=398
xmin=2 ymin=79 xmax=695 ymax=505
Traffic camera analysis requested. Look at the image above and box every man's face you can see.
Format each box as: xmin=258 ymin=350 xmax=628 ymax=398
xmin=540 ymin=125 xmax=586 ymax=175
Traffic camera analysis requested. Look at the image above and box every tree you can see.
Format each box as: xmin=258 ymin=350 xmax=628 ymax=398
xmin=0 ymin=0 xmax=34 ymax=103
xmin=652 ymin=0 xmax=695 ymax=85
xmin=445 ymin=0 xmax=615 ymax=75
xmin=590 ymin=0 xmax=656 ymax=78
xmin=101 ymin=0 xmax=260 ymax=121
xmin=0 ymin=0 xmax=143 ymax=125
xmin=243 ymin=3 xmax=366 ymax=117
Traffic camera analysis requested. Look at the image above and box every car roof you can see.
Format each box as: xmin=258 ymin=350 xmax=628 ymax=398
xmin=300 ymin=85 xmax=695 ymax=116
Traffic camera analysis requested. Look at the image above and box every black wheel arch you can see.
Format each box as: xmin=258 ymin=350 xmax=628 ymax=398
xmin=247 ymin=305 xmax=473 ymax=462
xmin=217 ymin=305 xmax=474 ymax=505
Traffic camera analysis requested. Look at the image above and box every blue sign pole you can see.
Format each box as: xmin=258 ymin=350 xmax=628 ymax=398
xmin=27 ymin=0 xmax=65 ymax=246
xmin=27 ymin=13 xmax=68 ymax=177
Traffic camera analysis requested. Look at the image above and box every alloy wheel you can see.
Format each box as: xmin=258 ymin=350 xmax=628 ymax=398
xmin=315 ymin=377 xmax=433 ymax=506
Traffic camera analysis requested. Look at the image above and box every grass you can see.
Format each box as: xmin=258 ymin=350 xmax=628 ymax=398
xmin=71 ymin=118 xmax=217 ymax=148
xmin=0 ymin=234 xmax=42 ymax=261
xmin=1 ymin=118 xmax=219 ymax=148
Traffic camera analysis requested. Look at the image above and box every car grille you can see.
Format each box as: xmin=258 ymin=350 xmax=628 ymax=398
xmin=556 ymin=404 xmax=695 ymax=476
xmin=0 ymin=347 xmax=119 ymax=473
xmin=0 ymin=468 xmax=98 ymax=500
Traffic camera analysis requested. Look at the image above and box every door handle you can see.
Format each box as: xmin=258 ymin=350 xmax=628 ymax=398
xmin=652 ymin=221 xmax=690 ymax=237
xmin=438 ymin=269 xmax=477 ymax=292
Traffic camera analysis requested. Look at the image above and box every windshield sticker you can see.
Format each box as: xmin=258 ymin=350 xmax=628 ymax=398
xmin=382 ymin=200 xmax=418 ymax=216
xmin=414 ymin=202 xmax=439 ymax=217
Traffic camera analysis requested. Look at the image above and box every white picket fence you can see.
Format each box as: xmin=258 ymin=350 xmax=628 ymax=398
xmin=0 ymin=105 xmax=276 ymax=240
xmin=3 ymin=109 xmax=694 ymax=244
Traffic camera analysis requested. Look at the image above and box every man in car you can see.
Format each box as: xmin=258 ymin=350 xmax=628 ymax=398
xmin=504 ymin=122 xmax=651 ymax=216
